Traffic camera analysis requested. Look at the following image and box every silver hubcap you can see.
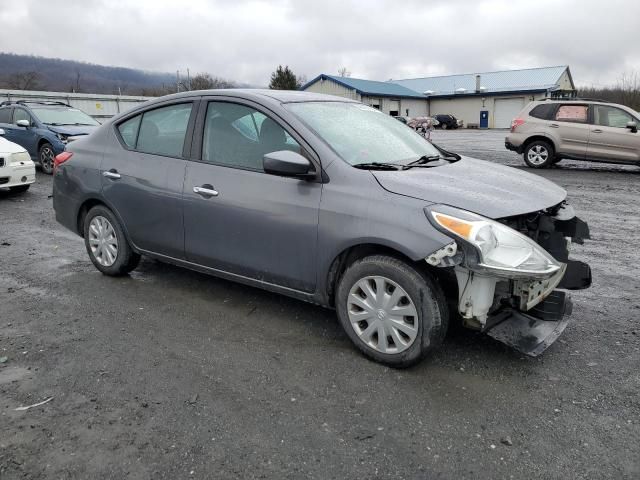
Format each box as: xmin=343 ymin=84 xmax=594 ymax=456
xmin=527 ymin=145 xmax=549 ymax=165
xmin=88 ymin=216 xmax=118 ymax=267
xmin=41 ymin=147 xmax=54 ymax=171
xmin=347 ymin=276 xmax=419 ymax=354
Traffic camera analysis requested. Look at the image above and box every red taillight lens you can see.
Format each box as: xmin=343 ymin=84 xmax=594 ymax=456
xmin=53 ymin=151 xmax=73 ymax=172
xmin=511 ymin=118 xmax=525 ymax=132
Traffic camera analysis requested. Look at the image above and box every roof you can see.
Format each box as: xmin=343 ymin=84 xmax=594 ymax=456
xmin=393 ymin=66 xmax=572 ymax=97
xmin=301 ymin=74 xmax=428 ymax=99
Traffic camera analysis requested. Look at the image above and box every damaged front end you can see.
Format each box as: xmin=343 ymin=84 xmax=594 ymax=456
xmin=425 ymin=202 xmax=591 ymax=356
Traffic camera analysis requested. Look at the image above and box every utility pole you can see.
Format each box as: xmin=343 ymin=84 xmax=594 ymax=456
xmin=187 ymin=68 xmax=191 ymax=91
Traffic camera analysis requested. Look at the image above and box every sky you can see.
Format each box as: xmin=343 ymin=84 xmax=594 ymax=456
xmin=0 ymin=0 xmax=638 ymax=88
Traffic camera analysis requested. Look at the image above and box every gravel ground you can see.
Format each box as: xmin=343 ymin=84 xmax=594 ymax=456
xmin=1 ymin=129 xmax=639 ymax=479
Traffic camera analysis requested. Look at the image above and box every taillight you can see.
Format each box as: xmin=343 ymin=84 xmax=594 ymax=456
xmin=511 ymin=118 xmax=525 ymax=132
xmin=53 ymin=151 xmax=73 ymax=172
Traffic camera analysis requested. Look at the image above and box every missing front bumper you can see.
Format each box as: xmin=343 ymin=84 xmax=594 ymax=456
xmin=485 ymin=291 xmax=573 ymax=356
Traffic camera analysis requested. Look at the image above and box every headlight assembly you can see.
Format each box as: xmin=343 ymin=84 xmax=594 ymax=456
xmin=56 ymin=133 xmax=68 ymax=144
xmin=426 ymin=205 xmax=562 ymax=278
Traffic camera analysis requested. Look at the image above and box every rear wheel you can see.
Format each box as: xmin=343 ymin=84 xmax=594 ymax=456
xmin=83 ymin=205 xmax=140 ymax=276
xmin=9 ymin=185 xmax=29 ymax=193
xmin=441 ymin=123 xmax=448 ymax=130
xmin=39 ymin=143 xmax=55 ymax=174
xmin=523 ymin=140 xmax=555 ymax=168
xmin=335 ymin=255 xmax=448 ymax=367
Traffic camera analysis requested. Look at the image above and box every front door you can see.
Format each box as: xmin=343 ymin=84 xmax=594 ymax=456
xmin=183 ymin=100 xmax=322 ymax=292
xmin=101 ymin=101 xmax=195 ymax=258
xmin=7 ymin=108 xmax=38 ymax=157
xmin=551 ymin=104 xmax=591 ymax=159
xmin=587 ymin=104 xmax=640 ymax=163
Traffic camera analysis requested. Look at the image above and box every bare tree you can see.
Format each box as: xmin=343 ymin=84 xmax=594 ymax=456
xmin=5 ymin=71 xmax=42 ymax=90
xmin=578 ymin=71 xmax=640 ymax=111
xmin=180 ymin=72 xmax=235 ymax=91
xmin=337 ymin=67 xmax=351 ymax=78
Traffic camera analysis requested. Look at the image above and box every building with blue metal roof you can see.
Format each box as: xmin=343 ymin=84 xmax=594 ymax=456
xmin=301 ymin=66 xmax=575 ymax=128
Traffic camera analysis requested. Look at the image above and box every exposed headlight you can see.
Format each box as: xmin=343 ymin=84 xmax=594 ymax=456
xmin=55 ymin=133 xmax=68 ymax=144
xmin=426 ymin=206 xmax=561 ymax=278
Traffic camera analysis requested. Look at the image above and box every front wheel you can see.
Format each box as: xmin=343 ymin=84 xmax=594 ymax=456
xmin=441 ymin=123 xmax=448 ymax=130
xmin=83 ymin=205 xmax=140 ymax=276
xmin=335 ymin=255 xmax=448 ymax=367
xmin=39 ymin=143 xmax=55 ymax=175
xmin=523 ymin=140 xmax=555 ymax=168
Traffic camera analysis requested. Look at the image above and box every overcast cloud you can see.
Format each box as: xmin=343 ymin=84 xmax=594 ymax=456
xmin=0 ymin=0 xmax=637 ymax=87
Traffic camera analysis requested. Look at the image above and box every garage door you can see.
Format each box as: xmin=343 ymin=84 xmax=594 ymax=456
xmin=494 ymin=97 xmax=525 ymax=128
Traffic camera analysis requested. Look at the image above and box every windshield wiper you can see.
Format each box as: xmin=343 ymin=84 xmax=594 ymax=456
xmin=71 ymin=123 xmax=95 ymax=126
xmin=352 ymin=162 xmax=401 ymax=171
xmin=44 ymin=122 xmax=65 ymax=126
xmin=401 ymin=155 xmax=444 ymax=169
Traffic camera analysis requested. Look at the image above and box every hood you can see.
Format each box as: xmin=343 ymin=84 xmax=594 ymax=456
xmin=0 ymin=136 xmax=28 ymax=154
xmin=47 ymin=125 xmax=97 ymax=136
xmin=372 ymin=156 xmax=566 ymax=219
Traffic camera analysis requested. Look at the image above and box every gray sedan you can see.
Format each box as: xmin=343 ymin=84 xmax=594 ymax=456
xmin=52 ymin=90 xmax=591 ymax=367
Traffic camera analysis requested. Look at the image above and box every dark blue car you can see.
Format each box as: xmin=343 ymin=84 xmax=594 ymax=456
xmin=0 ymin=101 xmax=99 ymax=174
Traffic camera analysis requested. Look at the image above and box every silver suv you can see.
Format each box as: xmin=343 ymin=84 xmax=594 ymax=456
xmin=505 ymin=99 xmax=640 ymax=168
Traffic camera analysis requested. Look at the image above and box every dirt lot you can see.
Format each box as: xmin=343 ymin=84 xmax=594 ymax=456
xmin=1 ymin=129 xmax=639 ymax=479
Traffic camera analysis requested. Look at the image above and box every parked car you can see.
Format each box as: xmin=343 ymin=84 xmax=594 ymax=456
xmin=0 ymin=131 xmax=35 ymax=193
xmin=506 ymin=99 xmax=640 ymax=168
xmin=0 ymin=101 xmax=99 ymax=174
xmin=52 ymin=90 xmax=591 ymax=367
xmin=433 ymin=114 xmax=460 ymax=129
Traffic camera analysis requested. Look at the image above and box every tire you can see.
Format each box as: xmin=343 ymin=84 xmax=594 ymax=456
xmin=83 ymin=205 xmax=140 ymax=276
xmin=335 ymin=255 xmax=448 ymax=368
xmin=523 ymin=140 xmax=555 ymax=168
xmin=441 ymin=123 xmax=448 ymax=130
xmin=39 ymin=142 xmax=55 ymax=175
xmin=9 ymin=184 xmax=30 ymax=193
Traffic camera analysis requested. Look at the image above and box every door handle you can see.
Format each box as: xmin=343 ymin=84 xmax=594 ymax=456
xmin=592 ymin=129 xmax=603 ymax=133
xmin=102 ymin=169 xmax=121 ymax=180
xmin=193 ymin=185 xmax=219 ymax=197
xmin=549 ymin=123 xmax=559 ymax=128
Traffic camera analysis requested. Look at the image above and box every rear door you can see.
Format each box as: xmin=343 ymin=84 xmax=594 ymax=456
xmin=183 ymin=98 xmax=322 ymax=292
xmin=587 ymin=104 xmax=640 ymax=163
xmin=551 ymin=104 xmax=590 ymax=159
xmin=101 ymin=100 xmax=197 ymax=258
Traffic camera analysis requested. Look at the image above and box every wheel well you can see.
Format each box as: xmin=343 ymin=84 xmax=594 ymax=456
xmin=77 ymin=199 xmax=105 ymax=237
xmin=325 ymin=244 xmax=430 ymax=307
xmin=523 ymin=136 xmax=555 ymax=154
xmin=37 ymin=138 xmax=52 ymax=152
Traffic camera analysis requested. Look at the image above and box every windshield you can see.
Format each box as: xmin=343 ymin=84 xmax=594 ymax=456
xmin=285 ymin=102 xmax=442 ymax=166
xmin=30 ymin=107 xmax=99 ymax=126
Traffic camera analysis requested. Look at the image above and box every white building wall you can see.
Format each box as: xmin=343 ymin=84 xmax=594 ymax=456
xmin=303 ymin=78 xmax=361 ymax=101
xmin=0 ymin=89 xmax=151 ymax=121
xmin=429 ymin=92 xmax=548 ymax=128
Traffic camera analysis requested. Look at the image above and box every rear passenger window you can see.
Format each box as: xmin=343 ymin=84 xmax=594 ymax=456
xmin=529 ymin=104 xmax=556 ymax=120
xmin=117 ymin=103 xmax=193 ymax=157
xmin=117 ymin=115 xmax=141 ymax=148
xmin=137 ymin=103 xmax=192 ymax=157
xmin=555 ymin=105 xmax=588 ymax=123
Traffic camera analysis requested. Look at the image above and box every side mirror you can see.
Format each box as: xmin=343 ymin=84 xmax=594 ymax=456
xmin=263 ymin=150 xmax=315 ymax=179
xmin=16 ymin=119 xmax=30 ymax=128
xmin=626 ymin=121 xmax=638 ymax=133
xmin=0 ymin=128 xmax=5 ymax=135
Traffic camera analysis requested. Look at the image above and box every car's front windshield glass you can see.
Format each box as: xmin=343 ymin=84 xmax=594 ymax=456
xmin=285 ymin=102 xmax=443 ymax=166
xmin=30 ymin=107 xmax=99 ymax=126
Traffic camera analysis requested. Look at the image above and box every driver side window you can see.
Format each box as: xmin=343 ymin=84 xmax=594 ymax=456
xmin=202 ymin=102 xmax=301 ymax=171
xmin=13 ymin=108 xmax=32 ymax=126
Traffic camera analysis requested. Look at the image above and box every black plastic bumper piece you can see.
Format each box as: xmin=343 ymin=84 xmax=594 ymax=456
xmin=485 ymin=291 xmax=573 ymax=357
xmin=558 ymin=260 xmax=592 ymax=290
xmin=505 ymin=141 xmax=522 ymax=153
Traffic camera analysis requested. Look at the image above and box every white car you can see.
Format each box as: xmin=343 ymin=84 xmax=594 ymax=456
xmin=0 ymin=129 xmax=36 ymax=193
